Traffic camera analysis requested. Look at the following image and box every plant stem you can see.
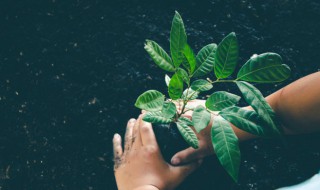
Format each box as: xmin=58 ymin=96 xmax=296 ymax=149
xmin=178 ymin=79 xmax=235 ymax=118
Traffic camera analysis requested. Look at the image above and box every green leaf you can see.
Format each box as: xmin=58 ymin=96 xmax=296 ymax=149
xmin=178 ymin=117 xmax=193 ymax=126
xmin=135 ymin=90 xmax=165 ymax=111
xmin=170 ymin=11 xmax=187 ymax=67
xmin=211 ymin=116 xmax=240 ymax=182
xmin=176 ymin=68 xmax=190 ymax=85
xmin=193 ymin=43 xmax=217 ymax=77
xmin=191 ymin=79 xmax=213 ymax=92
xmin=143 ymin=111 xmax=172 ymax=124
xmin=205 ymin=91 xmax=240 ymax=111
xmin=214 ymin=32 xmax=239 ymax=79
xmin=236 ymin=81 xmax=280 ymax=135
xmin=182 ymin=44 xmax=197 ymax=74
xmin=162 ymin=102 xmax=177 ymax=118
xmin=168 ymin=73 xmax=183 ymax=100
xmin=165 ymin=74 xmax=171 ymax=87
xmin=176 ymin=121 xmax=199 ymax=149
xmin=220 ymin=106 xmax=272 ymax=137
xmin=192 ymin=105 xmax=211 ymax=132
xmin=236 ymin=53 xmax=291 ymax=83
xmin=182 ymin=88 xmax=199 ymax=100
xmin=144 ymin=40 xmax=175 ymax=72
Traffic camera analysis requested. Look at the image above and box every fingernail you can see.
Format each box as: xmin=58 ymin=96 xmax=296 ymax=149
xmin=129 ymin=118 xmax=136 ymax=123
xmin=171 ymin=157 xmax=180 ymax=165
xmin=114 ymin=133 xmax=120 ymax=139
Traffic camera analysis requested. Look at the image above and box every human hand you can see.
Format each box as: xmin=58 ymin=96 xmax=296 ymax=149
xmin=171 ymin=99 xmax=215 ymax=166
xmin=113 ymin=115 xmax=202 ymax=190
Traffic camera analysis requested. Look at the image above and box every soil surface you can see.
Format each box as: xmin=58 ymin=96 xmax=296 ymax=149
xmin=0 ymin=0 xmax=320 ymax=189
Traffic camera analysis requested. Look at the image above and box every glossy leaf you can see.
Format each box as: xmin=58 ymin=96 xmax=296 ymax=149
xmin=144 ymin=40 xmax=175 ymax=72
xmin=178 ymin=117 xmax=193 ymax=126
xmin=211 ymin=116 xmax=240 ymax=182
xmin=205 ymin=91 xmax=240 ymax=111
xmin=192 ymin=105 xmax=211 ymax=132
xmin=237 ymin=53 xmax=291 ymax=83
xmin=191 ymin=79 xmax=213 ymax=92
xmin=214 ymin=32 xmax=238 ymax=79
xmin=182 ymin=88 xmax=199 ymax=100
xmin=168 ymin=73 xmax=183 ymax=100
xmin=170 ymin=11 xmax=187 ymax=67
xmin=193 ymin=43 xmax=217 ymax=77
xmin=183 ymin=44 xmax=196 ymax=74
xmin=176 ymin=121 xmax=199 ymax=149
xmin=220 ymin=106 xmax=272 ymax=137
xmin=176 ymin=68 xmax=190 ymax=85
xmin=135 ymin=90 xmax=165 ymax=111
xmin=236 ymin=81 xmax=280 ymax=135
xmin=162 ymin=102 xmax=177 ymax=118
xmin=165 ymin=74 xmax=171 ymax=87
xmin=143 ymin=111 xmax=172 ymax=124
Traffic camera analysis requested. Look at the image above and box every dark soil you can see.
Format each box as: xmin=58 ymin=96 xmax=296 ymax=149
xmin=0 ymin=0 xmax=320 ymax=190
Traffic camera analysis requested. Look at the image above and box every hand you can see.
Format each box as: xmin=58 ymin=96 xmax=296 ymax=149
xmin=171 ymin=99 xmax=258 ymax=166
xmin=171 ymin=99 xmax=215 ymax=166
xmin=113 ymin=115 xmax=202 ymax=190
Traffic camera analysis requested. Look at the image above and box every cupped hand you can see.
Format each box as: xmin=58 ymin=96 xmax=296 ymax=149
xmin=171 ymin=99 xmax=215 ymax=166
xmin=113 ymin=115 xmax=202 ymax=190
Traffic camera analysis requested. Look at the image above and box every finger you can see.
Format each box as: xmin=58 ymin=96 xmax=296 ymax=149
xmin=141 ymin=110 xmax=147 ymax=114
xmin=113 ymin=133 xmax=123 ymax=170
xmin=132 ymin=115 xmax=143 ymax=147
xmin=140 ymin=119 xmax=157 ymax=147
xmin=171 ymin=147 xmax=204 ymax=165
xmin=124 ymin=118 xmax=136 ymax=152
xmin=171 ymin=159 xmax=203 ymax=183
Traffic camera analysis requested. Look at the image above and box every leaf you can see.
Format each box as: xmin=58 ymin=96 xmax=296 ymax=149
xmin=193 ymin=43 xmax=217 ymax=77
xmin=165 ymin=74 xmax=171 ymax=87
xmin=135 ymin=90 xmax=165 ymax=111
xmin=236 ymin=81 xmax=280 ymax=135
xmin=211 ymin=116 xmax=240 ymax=182
xmin=170 ymin=11 xmax=187 ymax=67
xmin=162 ymin=102 xmax=177 ymax=118
xmin=205 ymin=91 xmax=240 ymax=111
xmin=236 ymin=53 xmax=291 ymax=83
xmin=192 ymin=105 xmax=211 ymax=132
xmin=214 ymin=32 xmax=239 ymax=79
xmin=178 ymin=117 xmax=193 ymax=126
xmin=220 ymin=106 xmax=272 ymax=137
xmin=144 ymin=40 xmax=175 ymax=72
xmin=191 ymin=79 xmax=213 ymax=92
xmin=182 ymin=44 xmax=197 ymax=74
xmin=176 ymin=121 xmax=199 ymax=149
xmin=182 ymin=88 xmax=199 ymax=100
xmin=176 ymin=68 xmax=190 ymax=85
xmin=143 ymin=111 xmax=172 ymax=124
xmin=168 ymin=73 xmax=183 ymax=100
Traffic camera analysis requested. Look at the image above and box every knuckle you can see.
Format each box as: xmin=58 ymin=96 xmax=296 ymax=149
xmin=141 ymin=124 xmax=151 ymax=133
xmin=144 ymin=145 xmax=158 ymax=155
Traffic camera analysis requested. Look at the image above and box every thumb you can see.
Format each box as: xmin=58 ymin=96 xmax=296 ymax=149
xmin=171 ymin=147 xmax=204 ymax=165
xmin=171 ymin=159 xmax=203 ymax=182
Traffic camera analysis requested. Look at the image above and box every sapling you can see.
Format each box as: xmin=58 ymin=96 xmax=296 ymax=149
xmin=134 ymin=11 xmax=291 ymax=182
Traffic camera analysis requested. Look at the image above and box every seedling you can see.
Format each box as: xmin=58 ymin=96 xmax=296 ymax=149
xmin=135 ymin=11 xmax=291 ymax=182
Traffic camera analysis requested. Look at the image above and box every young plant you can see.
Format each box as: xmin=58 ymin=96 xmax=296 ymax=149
xmin=134 ymin=11 xmax=291 ymax=182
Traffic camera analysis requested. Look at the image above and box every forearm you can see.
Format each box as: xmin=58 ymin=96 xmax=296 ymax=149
xmin=230 ymin=72 xmax=320 ymax=141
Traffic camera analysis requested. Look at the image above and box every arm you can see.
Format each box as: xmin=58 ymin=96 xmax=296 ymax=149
xmin=171 ymin=72 xmax=320 ymax=165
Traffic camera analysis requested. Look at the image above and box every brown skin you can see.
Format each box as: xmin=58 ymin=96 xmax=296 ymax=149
xmin=113 ymin=115 xmax=202 ymax=190
xmin=114 ymin=72 xmax=320 ymax=189
xmin=171 ymin=72 xmax=320 ymax=165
